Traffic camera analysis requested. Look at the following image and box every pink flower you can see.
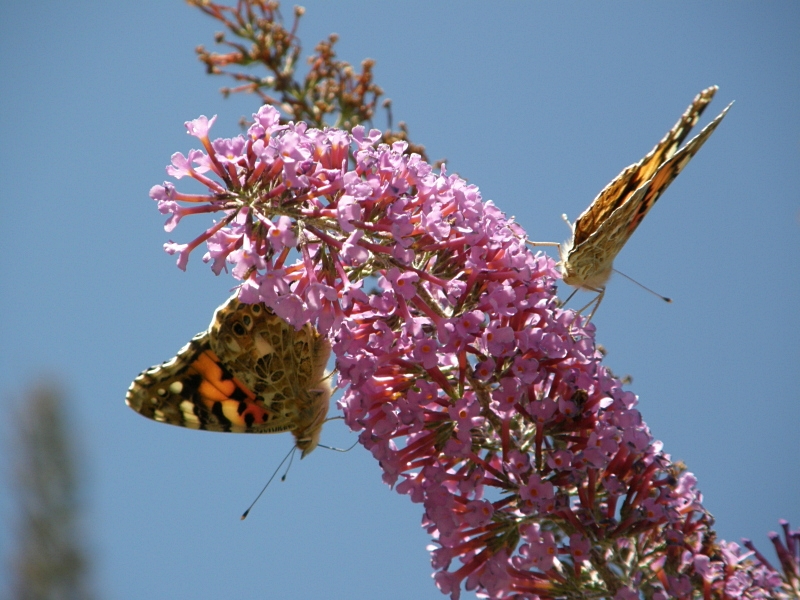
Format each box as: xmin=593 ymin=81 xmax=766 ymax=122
xmin=569 ymin=534 xmax=590 ymax=563
xmin=185 ymin=114 xmax=216 ymax=139
xmin=519 ymin=474 xmax=555 ymax=515
xmin=386 ymin=267 xmax=419 ymax=301
xmin=150 ymin=106 xmax=788 ymax=599
xmin=462 ymin=500 xmax=494 ymax=528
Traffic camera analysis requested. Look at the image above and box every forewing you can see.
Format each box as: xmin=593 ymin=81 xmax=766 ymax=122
xmin=126 ymin=331 xmax=293 ymax=433
xmin=572 ymin=86 xmax=719 ymax=248
xmin=127 ymin=293 xmax=331 ymax=454
xmin=575 ymin=99 xmax=732 ymax=264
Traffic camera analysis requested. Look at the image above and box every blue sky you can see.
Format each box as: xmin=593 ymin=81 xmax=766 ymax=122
xmin=1 ymin=2 xmax=798 ymax=598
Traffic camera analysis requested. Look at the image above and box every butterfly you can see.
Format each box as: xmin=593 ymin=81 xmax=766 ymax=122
xmin=126 ymin=294 xmax=332 ymax=457
xmin=532 ymin=86 xmax=731 ymax=319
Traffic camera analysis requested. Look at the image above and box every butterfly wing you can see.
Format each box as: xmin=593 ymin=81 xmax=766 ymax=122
xmin=608 ymin=102 xmax=731 ymax=241
xmin=208 ymin=296 xmax=332 ymax=455
xmin=570 ymin=86 xmax=720 ymax=250
xmin=126 ymin=294 xmax=332 ymax=456
xmin=126 ymin=330 xmax=295 ymax=433
xmin=562 ymin=88 xmax=731 ymax=290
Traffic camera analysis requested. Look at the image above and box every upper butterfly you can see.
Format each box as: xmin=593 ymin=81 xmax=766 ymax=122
xmin=534 ymin=86 xmax=731 ymax=318
xmin=126 ymin=294 xmax=332 ymax=457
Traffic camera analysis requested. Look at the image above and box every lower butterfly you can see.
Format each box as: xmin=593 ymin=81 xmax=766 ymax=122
xmin=531 ymin=86 xmax=732 ymax=319
xmin=125 ymin=294 xmax=332 ymax=457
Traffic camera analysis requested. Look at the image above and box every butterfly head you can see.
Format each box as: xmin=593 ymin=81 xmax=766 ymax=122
xmin=295 ymin=431 xmax=321 ymax=458
xmin=292 ymin=383 xmax=332 ymax=458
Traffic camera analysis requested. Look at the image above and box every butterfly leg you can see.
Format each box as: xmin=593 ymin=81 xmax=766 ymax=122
xmin=576 ymin=287 xmax=605 ymax=324
xmin=560 ymin=286 xmax=580 ymax=308
xmin=525 ymin=240 xmax=560 ymax=249
xmin=557 ymin=286 xmax=600 ymax=316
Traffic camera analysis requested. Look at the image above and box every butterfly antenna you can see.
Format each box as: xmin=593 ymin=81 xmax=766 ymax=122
xmin=612 ymin=269 xmax=672 ymax=303
xmin=241 ymin=446 xmax=295 ymax=520
xmin=280 ymin=447 xmax=296 ymax=482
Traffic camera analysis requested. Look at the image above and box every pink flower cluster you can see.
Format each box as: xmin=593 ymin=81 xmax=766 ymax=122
xmin=152 ymin=106 xmax=789 ymax=599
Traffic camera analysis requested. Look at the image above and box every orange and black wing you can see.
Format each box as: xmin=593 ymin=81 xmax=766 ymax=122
xmin=571 ymin=86 xmax=721 ymax=249
xmin=125 ymin=331 xmax=296 ymax=434
xmin=576 ymin=100 xmax=731 ymax=260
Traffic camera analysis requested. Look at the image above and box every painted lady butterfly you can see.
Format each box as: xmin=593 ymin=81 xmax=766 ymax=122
xmin=126 ymin=294 xmax=332 ymax=457
xmin=535 ymin=86 xmax=731 ymax=317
